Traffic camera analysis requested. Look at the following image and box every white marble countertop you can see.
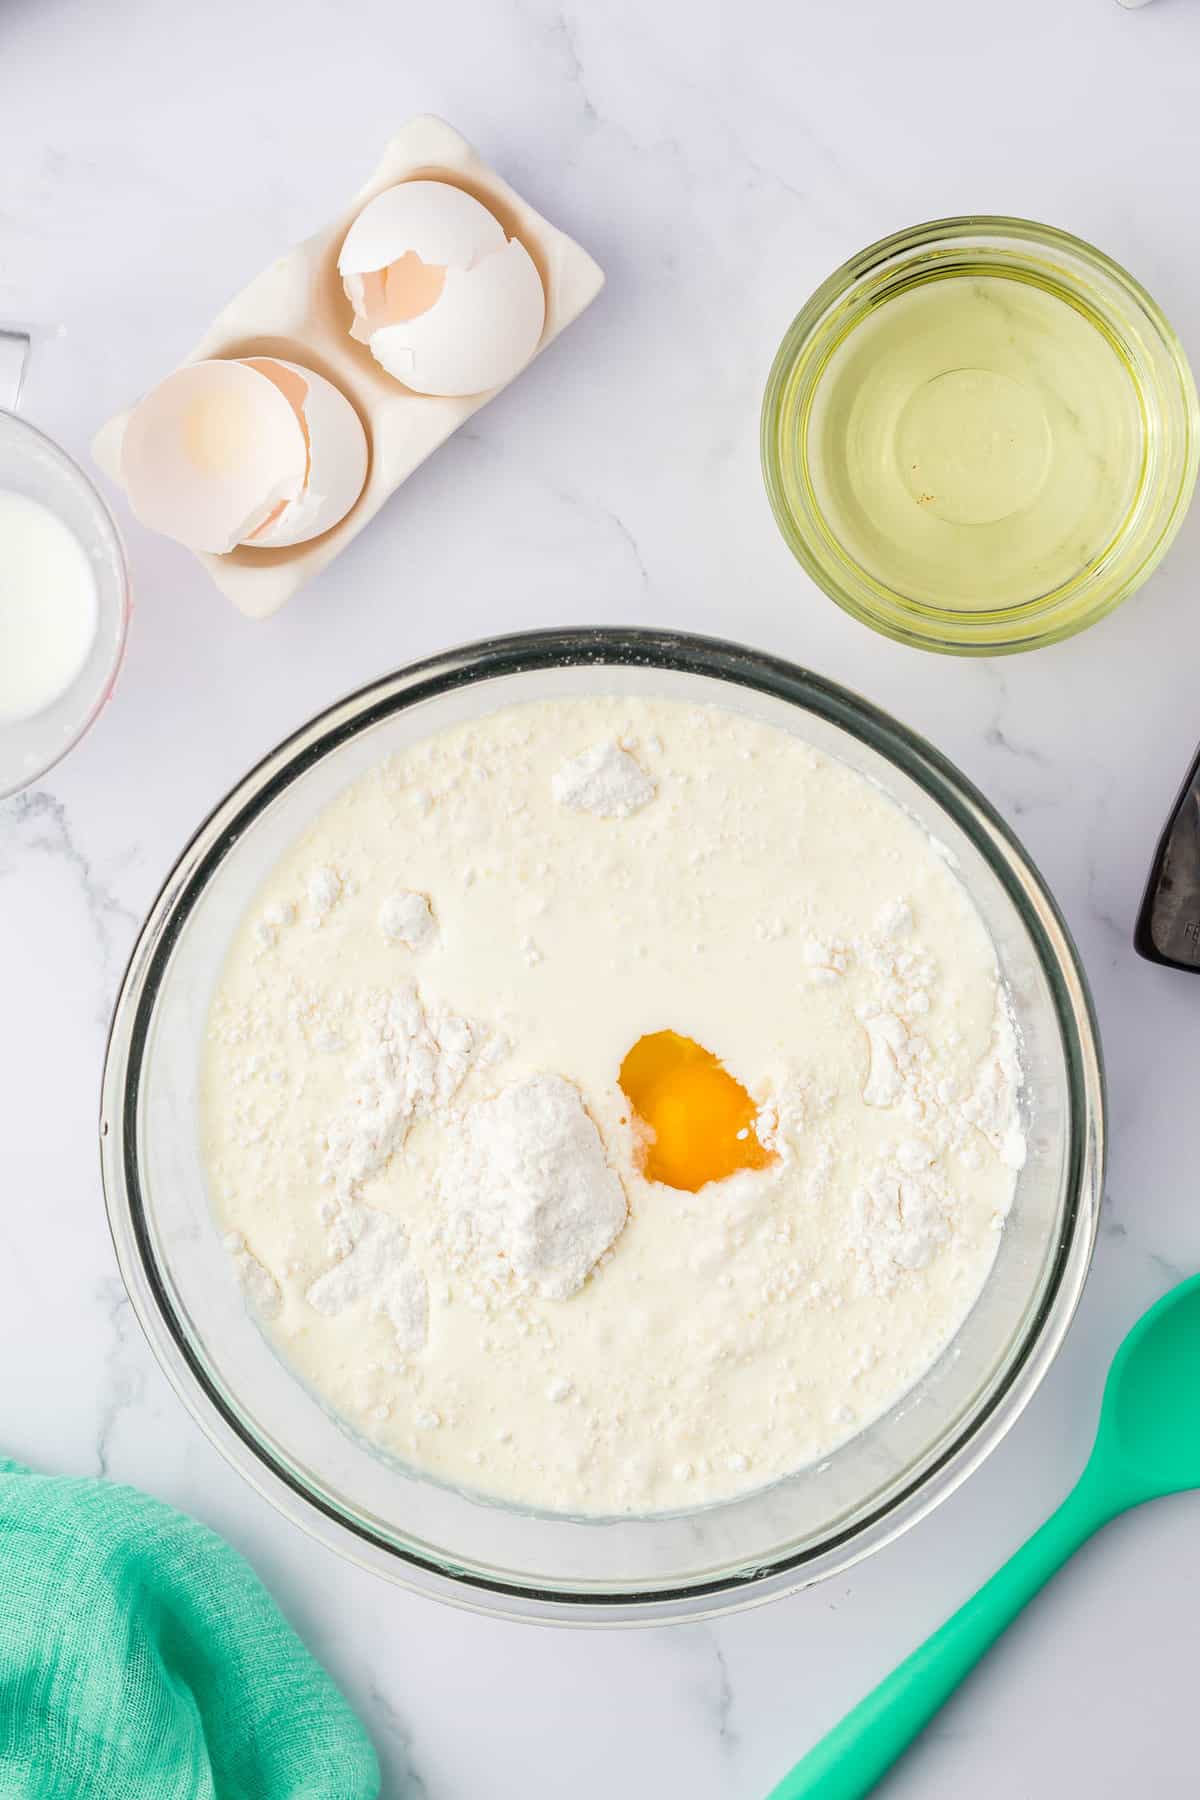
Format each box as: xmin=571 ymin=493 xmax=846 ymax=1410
xmin=3 ymin=0 xmax=1200 ymax=1793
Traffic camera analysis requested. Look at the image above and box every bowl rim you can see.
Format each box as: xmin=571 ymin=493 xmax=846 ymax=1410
xmin=760 ymin=213 xmax=1200 ymax=656
xmin=100 ymin=626 xmax=1105 ymax=1622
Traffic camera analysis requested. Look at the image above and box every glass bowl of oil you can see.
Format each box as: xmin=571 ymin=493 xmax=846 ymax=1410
xmin=762 ymin=217 xmax=1200 ymax=654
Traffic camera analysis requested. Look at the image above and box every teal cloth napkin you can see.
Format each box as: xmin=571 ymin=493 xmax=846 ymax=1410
xmin=0 ymin=1459 xmax=380 ymax=1799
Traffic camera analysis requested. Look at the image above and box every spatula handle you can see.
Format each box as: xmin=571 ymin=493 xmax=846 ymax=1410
xmin=766 ymin=1477 xmax=1110 ymax=1800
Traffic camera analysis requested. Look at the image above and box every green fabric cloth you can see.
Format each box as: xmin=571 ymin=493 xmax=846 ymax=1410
xmin=0 ymin=1460 xmax=380 ymax=1799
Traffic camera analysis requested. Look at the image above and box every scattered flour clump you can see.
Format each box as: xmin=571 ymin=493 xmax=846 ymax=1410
xmin=960 ymin=1005 xmax=1027 ymax=1171
xmin=230 ymin=1243 xmax=282 ymax=1319
xmin=307 ymin=865 xmax=343 ymax=925
xmin=379 ymin=891 xmax=437 ymax=951
xmin=306 ymin=1205 xmax=428 ymax=1353
xmin=320 ymin=984 xmax=479 ymax=1200
xmin=861 ymin=1013 xmax=907 ymax=1107
xmin=552 ymin=742 xmax=656 ymax=819
xmin=847 ymin=1162 xmax=954 ymax=1297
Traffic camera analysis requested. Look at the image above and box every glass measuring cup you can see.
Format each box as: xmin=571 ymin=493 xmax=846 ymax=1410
xmin=0 ymin=331 xmax=130 ymax=798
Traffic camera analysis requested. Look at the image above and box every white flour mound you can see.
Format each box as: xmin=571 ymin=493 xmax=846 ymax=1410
xmin=552 ymin=742 xmax=656 ymax=819
xmin=306 ymin=1204 xmax=429 ymax=1354
xmin=445 ymin=1074 xmax=628 ymax=1299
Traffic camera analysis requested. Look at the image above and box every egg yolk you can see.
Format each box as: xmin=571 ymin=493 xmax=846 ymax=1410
xmin=618 ymin=1030 xmax=776 ymax=1193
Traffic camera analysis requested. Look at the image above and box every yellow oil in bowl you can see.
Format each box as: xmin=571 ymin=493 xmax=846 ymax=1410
xmin=763 ymin=219 xmax=1199 ymax=653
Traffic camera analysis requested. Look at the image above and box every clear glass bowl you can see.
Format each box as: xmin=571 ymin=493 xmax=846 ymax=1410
xmin=761 ymin=217 xmax=1200 ymax=654
xmin=0 ymin=410 xmax=129 ymax=797
xmin=100 ymin=629 xmax=1103 ymax=1623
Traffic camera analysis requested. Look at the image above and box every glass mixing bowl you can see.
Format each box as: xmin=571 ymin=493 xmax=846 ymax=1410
xmin=762 ymin=217 xmax=1200 ymax=654
xmin=100 ymin=629 xmax=1103 ymax=1623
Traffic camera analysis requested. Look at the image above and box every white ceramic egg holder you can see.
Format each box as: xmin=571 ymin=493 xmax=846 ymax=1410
xmin=92 ymin=116 xmax=605 ymax=619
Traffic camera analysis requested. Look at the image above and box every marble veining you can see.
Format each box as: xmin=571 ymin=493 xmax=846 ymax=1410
xmin=3 ymin=0 xmax=1200 ymax=1794
xmin=366 ymin=1681 xmax=432 ymax=1800
xmin=92 ymin=1277 xmax=146 ymax=1481
xmin=0 ymin=789 xmax=139 ymax=1025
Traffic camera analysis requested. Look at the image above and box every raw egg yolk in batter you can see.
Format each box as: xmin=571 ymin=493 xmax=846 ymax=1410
xmin=618 ymin=1031 xmax=776 ymax=1193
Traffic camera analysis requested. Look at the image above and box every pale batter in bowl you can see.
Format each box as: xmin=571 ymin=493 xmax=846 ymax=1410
xmin=201 ymin=695 xmax=1024 ymax=1516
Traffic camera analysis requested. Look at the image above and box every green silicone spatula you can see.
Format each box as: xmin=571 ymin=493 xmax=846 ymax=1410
xmin=768 ymin=1273 xmax=1200 ymax=1800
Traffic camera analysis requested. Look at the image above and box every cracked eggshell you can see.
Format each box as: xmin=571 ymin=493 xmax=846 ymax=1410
xmin=242 ymin=359 xmax=368 ymax=548
xmin=338 ymin=179 xmax=546 ymax=397
xmin=120 ymin=357 xmax=367 ymax=554
xmin=339 ymin=180 xmax=505 ymax=344
xmin=370 ymin=240 xmax=547 ymax=397
xmin=121 ymin=360 xmax=307 ymax=554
